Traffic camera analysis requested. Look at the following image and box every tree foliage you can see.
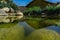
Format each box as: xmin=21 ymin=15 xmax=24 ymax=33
xmin=0 ymin=0 xmax=19 ymax=10
xmin=27 ymin=6 xmax=41 ymax=12
xmin=24 ymin=6 xmax=42 ymax=17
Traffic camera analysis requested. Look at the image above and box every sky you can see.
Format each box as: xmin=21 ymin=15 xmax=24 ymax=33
xmin=45 ymin=0 xmax=60 ymax=3
xmin=13 ymin=0 xmax=33 ymax=6
xmin=13 ymin=0 xmax=60 ymax=6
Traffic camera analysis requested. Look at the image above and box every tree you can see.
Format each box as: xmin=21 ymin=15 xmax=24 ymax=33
xmin=24 ymin=6 xmax=41 ymax=17
xmin=45 ymin=5 xmax=58 ymax=18
xmin=0 ymin=0 xmax=19 ymax=11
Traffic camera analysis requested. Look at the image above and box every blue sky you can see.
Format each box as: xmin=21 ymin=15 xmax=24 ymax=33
xmin=13 ymin=0 xmax=33 ymax=6
xmin=45 ymin=0 xmax=60 ymax=3
xmin=13 ymin=0 xmax=60 ymax=6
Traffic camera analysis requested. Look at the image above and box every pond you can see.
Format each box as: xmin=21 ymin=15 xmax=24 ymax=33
xmin=18 ymin=21 xmax=60 ymax=35
xmin=17 ymin=22 xmax=35 ymax=36
xmin=46 ymin=26 xmax=60 ymax=34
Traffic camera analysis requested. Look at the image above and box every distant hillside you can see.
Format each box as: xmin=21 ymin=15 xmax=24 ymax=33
xmin=19 ymin=6 xmax=26 ymax=12
xmin=27 ymin=0 xmax=56 ymax=8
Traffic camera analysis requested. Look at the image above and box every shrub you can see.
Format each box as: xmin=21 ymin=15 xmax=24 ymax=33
xmin=24 ymin=6 xmax=41 ymax=17
xmin=26 ymin=29 xmax=60 ymax=40
xmin=0 ymin=25 xmax=24 ymax=40
xmin=44 ymin=5 xmax=59 ymax=19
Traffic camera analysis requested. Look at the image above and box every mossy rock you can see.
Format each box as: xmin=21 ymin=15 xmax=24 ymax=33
xmin=0 ymin=25 xmax=24 ymax=40
xmin=26 ymin=29 xmax=60 ymax=40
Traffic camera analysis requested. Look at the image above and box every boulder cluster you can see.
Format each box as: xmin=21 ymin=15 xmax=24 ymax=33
xmin=0 ymin=7 xmax=23 ymax=23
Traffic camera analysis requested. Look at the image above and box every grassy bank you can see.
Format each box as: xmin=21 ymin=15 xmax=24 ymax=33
xmin=0 ymin=23 xmax=17 ymax=28
xmin=25 ymin=17 xmax=60 ymax=29
xmin=0 ymin=20 xmax=20 ymax=28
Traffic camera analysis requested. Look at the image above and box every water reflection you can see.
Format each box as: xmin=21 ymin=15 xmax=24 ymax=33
xmin=46 ymin=26 xmax=60 ymax=34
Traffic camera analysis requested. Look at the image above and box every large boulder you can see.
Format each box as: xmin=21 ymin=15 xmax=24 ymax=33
xmin=2 ymin=19 xmax=10 ymax=23
xmin=2 ymin=7 xmax=10 ymax=12
xmin=26 ymin=29 xmax=60 ymax=40
xmin=16 ymin=11 xmax=23 ymax=20
xmin=0 ymin=9 xmax=8 ymax=23
xmin=0 ymin=25 xmax=24 ymax=40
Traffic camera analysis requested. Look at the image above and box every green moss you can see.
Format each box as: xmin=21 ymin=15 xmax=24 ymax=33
xmin=26 ymin=29 xmax=60 ymax=40
xmin=0 ymin=25 xmax=24 ymax=40
xmin=0 ymin=23 xmax=17 ymax=28
xmin=26 ymin=20 xmax=39 ymax=29
xmin=26 ymin=18 xmax=57 ymax=29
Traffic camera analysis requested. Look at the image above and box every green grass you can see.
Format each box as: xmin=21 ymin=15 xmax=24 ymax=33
xmin=25 ymin=17 xmax=60 ymax=29
xmin=25 ymin=17 xmax=43 ymax=29
xmin=0 ymin=22 xmax=18 ymax=28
